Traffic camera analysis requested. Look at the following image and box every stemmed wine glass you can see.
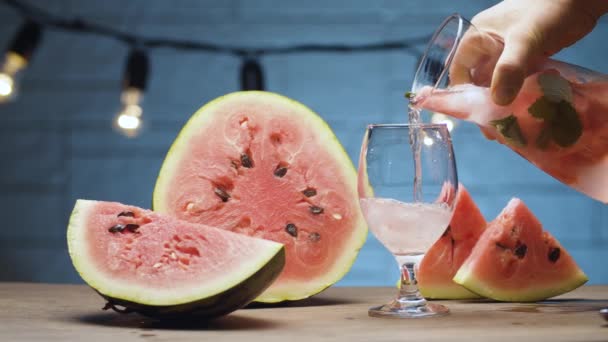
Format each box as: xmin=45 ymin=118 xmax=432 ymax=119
xmin=358 ymin=123 xmax=458 ymax=318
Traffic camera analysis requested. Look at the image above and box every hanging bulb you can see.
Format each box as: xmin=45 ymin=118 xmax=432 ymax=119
xmin=431 ymin=112 xmax=456 ymax=132
xmin=0 ymin=21 xmax=42 ymax=103
xmin=240 ymin=58 xmax=264 ymax=90
xmin=115 ymin=88 xmax=143 ymax=136
xmin=115 ymin=49 xmax=149 ymax=137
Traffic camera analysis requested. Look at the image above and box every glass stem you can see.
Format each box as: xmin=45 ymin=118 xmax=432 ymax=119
xmin=397 ymin=261 xmax=426 ymax=306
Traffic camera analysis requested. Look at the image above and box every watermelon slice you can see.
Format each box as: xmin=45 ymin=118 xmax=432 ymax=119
xmin=67 ymin=199 xmax=285 ymax=318
xmin=153 ymin=91 xmax=368 ymax=303
xmin=417 ymin=185 xmax=487 ymax=299
xmin=454 ymin=198 xmax=588 ymax=302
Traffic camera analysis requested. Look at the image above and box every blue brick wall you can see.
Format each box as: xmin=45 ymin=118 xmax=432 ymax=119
xmin=0 ymin=0 xmax=607 ymax=286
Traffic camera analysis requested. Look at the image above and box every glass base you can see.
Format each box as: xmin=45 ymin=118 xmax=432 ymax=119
xmin=368 ymin=300 xmax=449 ymax=318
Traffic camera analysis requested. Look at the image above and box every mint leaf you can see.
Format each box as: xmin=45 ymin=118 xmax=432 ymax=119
xmin=538 ymin=72 xmax=573 ymax=103
xmin=404 ymin=91 xmax=415 ymax=100
xmin=528 ymin=96 xmax=557 ymax=121
xmin=535 ymin=126 xmax=552 ymax=150
xmin=551 ymin=100 xmax=582 ymax=147
xmin=490 ymin=115 xmax=527 ymax=147
xmin=528 ymin=95 xmax=582 ymax=149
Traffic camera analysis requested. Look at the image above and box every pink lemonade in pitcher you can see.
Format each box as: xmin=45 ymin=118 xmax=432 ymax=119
xmin=411 ymin=65 xmax=608 ymax=203
xmin=411 ymin=13 xmax=608 ymax=203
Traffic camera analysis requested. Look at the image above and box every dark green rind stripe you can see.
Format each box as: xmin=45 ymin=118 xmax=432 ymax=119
xmin=97 ymin=247 xmax=285 ymax=319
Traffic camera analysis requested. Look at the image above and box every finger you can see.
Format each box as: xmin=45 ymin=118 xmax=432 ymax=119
xmin=448 ymin=27 xmax=490 ymax=86
xmin=491 ymin=30 xmax=542 ymax=106
xmin=449 ymin=27 xmax=504 ymax=88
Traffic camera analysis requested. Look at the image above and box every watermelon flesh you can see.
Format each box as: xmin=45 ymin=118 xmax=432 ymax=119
xmin=67 ymin=199 xmax=285 ymax=318
xmin=153 ymin=91 xmax=368 ymax=302
xmin=454 ymin=198 xmax=588 ymax=302
xmin=417 ymin=185 xmax=487 ymax=299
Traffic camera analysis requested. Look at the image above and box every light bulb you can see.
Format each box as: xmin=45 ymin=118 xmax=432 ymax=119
xmin=114 ymin=50 xmax=149 ymax=137
xmin=0 ymin=52 xmax=26 ymax=103
xmin=115 ymin=88 xmax=143 ymax=137
xmin=115 ymin=103 xmax=142 ymax=137
xmin=431 ymin=113 xmax=456 ymax=132
xmin=0 ymin=21 xmax=43 ymax=104
xmin=117 ymin=110 xmax=141 ymax=130
xmin=0 ymin=73 xmax=14 ymax=98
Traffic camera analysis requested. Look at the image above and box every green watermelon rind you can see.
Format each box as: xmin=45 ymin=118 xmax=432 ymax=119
xmin=67 ymin=199 xmax=286 ymax=315
xmin=453 ymin=264 xmax=588 ymax=302
xmin=452 ymin=197 xmax=589 ymax=302
xmin=152 ymin=91 xmax=368 ymax=303
xmin=419 ymin=283 xmax=483 ymax=300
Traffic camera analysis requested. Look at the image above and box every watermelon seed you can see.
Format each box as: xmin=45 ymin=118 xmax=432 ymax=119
xmin=332 ymin=213 xmax=342 ymax=220
xmin=548 ymin=247 xmax=561 ymax=263
xmin=108 ymin=224 xmax=125 ymax=233
xmin=308 ymin=232 xmax=321 ymax=242
xmin=241 ymin=152 xmax=253 ymax=168
xmin=285 ymin=223 xmax=298 ymax=237
xmin=108 ymin=224 xmax=140 ymax=233
xmin=274 ymin=166 xmax=288 ymax=178
xmin=125 ymin=224 xmax=140 ymax=233
xmin=302 ymin=188 xmax=317 ymax=197
xmin=153 ymin=263 xmax=163 ymax=269
xmin=117 ymin=211 xmax=134 ymax=218
xmin=214 ymin=188 xmax=230 ymax=202
xmin=514 ymin=243 xmax=528 ymax=259
xmin=310 ymin=206 xmax=324 ymax=215
xmin=230 ymin=160 xmax=239 ymax=169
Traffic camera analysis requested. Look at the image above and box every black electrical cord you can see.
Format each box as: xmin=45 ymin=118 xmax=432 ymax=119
xmin=1 ymin=0 xmax=428 ymax=58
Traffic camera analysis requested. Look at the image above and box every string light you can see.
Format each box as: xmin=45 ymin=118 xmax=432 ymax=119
xmin=1 ymin=0 xmax=432 ymax=137
xmin=240 ymin=58 xmax=265 ymax=91
xmin=0 ymin=20 xmax=42 ymax=103
xmin=115 ymin=49 xmax=148 ymax=137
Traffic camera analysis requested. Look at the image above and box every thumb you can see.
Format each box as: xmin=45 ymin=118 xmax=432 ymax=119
xmin=491 ymin=30 xmax=542 ymax=106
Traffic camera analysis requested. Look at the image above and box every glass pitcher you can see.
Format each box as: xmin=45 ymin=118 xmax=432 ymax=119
xmin=410 ymin=13 xmax=608 ymax=203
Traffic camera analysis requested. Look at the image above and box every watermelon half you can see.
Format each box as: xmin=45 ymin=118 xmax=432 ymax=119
xmin=417 ymin=185 xmax=487 ymax=299
xmin=454 ymin=198 xmax=588 ymax=302
xmin=153 ymin=91 xmax=368 ymax=302
xmin=67 ymin=199 xmax=285 ymax=318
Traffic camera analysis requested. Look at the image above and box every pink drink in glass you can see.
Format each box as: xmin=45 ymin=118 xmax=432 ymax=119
xmin=360 ymin=198 xmax=452 ymax=256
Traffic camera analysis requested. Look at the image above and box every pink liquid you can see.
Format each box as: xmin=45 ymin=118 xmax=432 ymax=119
xmin=359 ymin=197 xmax=451 ymax=255
xmin=413 ymin=69 xmax=608 ymax=203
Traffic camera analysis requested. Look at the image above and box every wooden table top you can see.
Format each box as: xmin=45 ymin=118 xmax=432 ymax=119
xmin=1 ymin=282 xmax=607 ymax=341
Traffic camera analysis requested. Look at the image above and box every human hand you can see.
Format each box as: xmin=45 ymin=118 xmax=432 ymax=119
xmin=470 ymin=0 xmax=608 ymax=106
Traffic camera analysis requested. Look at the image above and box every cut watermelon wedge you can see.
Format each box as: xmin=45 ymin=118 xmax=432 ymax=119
xmin=153 ymin=91 xmax=368 ymax=303
xmin=454 ymin=198 xmax=588 ymax=302
xmin=418 ymin=185 xmax=487 ymax=299
xmin=67 ymin=199 xmax=285 ymax=318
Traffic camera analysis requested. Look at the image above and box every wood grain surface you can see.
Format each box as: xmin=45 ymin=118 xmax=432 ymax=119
xmin=1 ymin=283 xmax=607 ymax=341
